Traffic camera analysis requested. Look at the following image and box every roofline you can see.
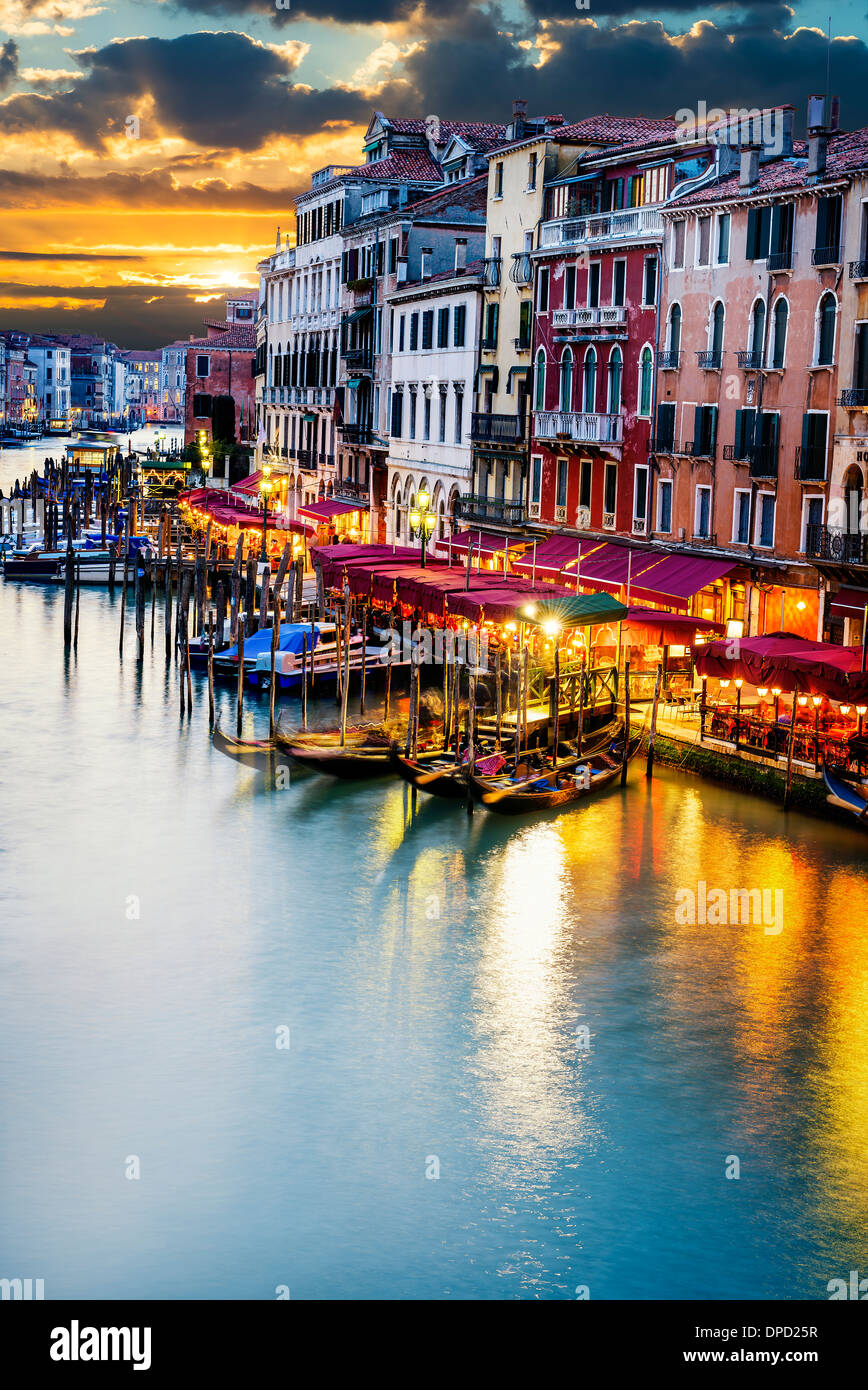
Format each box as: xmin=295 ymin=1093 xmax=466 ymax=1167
xmin=386 ymin=271 xmax=484 ymax=303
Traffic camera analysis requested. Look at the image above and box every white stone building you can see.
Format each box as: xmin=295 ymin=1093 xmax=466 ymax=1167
xmin=385 ymin=260 xmax=484 ymax=549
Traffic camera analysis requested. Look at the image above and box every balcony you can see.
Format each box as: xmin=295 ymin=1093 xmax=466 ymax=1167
xmin=684 ymin=439 xmax=714 ymax=460
xmin=849 ymin=260 xmax=868 ymax=280
xmin=767 ymin=250 xmax=793 ymax=271
xmin=509 ymin=252 xmax=533 ymax=286
xmin=647 ymin=434 xmax=676 ymax=453
xmin=736 ymin=349 xmax=764 ymax=370
xmin=812 ymin=245 xmax=841 ymax=267
xmin=297 ymin=449 xmax=316 ymax=470
xmin=534 ymin=410 xmax=624 ymax=445
xmin=480 ymin=336 xmax=499 ymax=352
xmin=838 ymin=388 xmax=868 ymax=408
xmin=470 ymin=412 xmax=525 ymax=444
xmin=483 ymin=257 xmax=502 ymax=288
xmin=344 ymin=347 xmax=373 ymax=372
xmin=333 ymin=478 xmax=369 ymax=503
xmin=722 ymin=444 xmax=748 ymax=463
xmin=454 ymin=494 xmax=527 ymax=526
xmin=656 ymin=349 xmax=681 ymax=370
xmin=340 ymin=423 xmax=373 ymax=446
xmin=749 ymin=445 xmax=778 ymax=479
xmin=513 ymin=336 xmax=531 ymax=353
xmin=696 ymin=350 xmax=722 ymax=370
xmin=539 ymin=207 xmax=664 ymax=248
xmin=794 ymin=445 xmax=828 ymax=481
xmin=806 ymin=524 xmax=868 ymax=565
xmin=553 ymin=306 xmax=627 ymax=330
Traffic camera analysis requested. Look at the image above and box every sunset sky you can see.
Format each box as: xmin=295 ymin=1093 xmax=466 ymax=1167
xmin=1 ymin=1 xmax=867 ymax=347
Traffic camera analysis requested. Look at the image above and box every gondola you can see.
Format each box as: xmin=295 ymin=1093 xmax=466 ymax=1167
xmin=212 ymin=724 xmax=288 ymax=773
xmin=823 ymin=763 xmax=868 ymax=823
xmin=281 ymin=732 xmax=444 ymax=780
xmin=468 ymin=730 xmax=642 ymax=815
xmin=390 ymin=719 xmax=626 ymax=802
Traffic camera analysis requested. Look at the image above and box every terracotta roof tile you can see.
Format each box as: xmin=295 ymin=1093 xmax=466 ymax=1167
xmin=186 ymin=328 xmax=255 ymax=350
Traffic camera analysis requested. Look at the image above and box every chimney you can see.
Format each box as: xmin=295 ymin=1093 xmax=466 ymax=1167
xmin=512 ymin=97 xmax=527 ymax=140
xmin=739 ymin=144 xmax=760 ymax=191
xmin=454 ymin=238 xmax=467 ymax=272
xmin=421 ymin=247 xmax=433 ymax=280
xmin=807 ymin=94 xmax=834 ymax=178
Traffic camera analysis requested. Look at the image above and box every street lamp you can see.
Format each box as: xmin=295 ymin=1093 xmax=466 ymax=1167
xmin=409 ymin=487 xmax=436 ymax=567
xmin=259 ymin=463 xmax=273 ymax=561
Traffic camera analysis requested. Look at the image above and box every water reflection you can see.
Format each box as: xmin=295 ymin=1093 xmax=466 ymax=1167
xmin=1 ymin=573 xmax=868 ymax=1299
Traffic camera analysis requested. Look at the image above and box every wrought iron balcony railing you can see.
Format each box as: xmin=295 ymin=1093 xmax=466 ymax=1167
xmin=838 ymin=388 xmax=868 ymax=408
xmin=767 ymin=250 xmax=793 ymax=271
xmin=340 ymin=423 xmax=373 ymax=445
xmin=806 ymin=524 xmax=868 ymax=565
xmin=453 ymin=494 xmax=527 ymax=526
xmin=655 ymin=349 xmax=681 ymax=369
xmin=470 ymin=412 xmax=525 ymax=443
xmin=812 ymin=245 xmax=841 ymax=266
xmin=697 ymin=350 xmax=722 ymax=370
xmin=794 ymin=445 xmax=828 ymax=482
xmin=849 ymin=259 xmax=868 ymax=280
xmin=736 ymin=349 xmax=764 ymax=369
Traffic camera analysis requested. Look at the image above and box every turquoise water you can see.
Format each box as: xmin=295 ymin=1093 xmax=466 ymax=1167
xmin=1 ymin=574 xmax=868 ymax=1300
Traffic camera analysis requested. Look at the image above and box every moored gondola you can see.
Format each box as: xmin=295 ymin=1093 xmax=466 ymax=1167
xmin=823 ymin=763 xmax=868 ymax=823
xmin=468 ymin=730 xmax=641 ymax=815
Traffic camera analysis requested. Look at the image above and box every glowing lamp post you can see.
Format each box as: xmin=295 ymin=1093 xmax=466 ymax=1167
xmin=409 ymin=487 xmax=436 ymax=568
xmin=259 ymin=464 xmax=273 ymax=561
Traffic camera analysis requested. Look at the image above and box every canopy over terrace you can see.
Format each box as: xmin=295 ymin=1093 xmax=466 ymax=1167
xmin=513 ymin=536 xmax=737 ymax=612
xmin=179 ymin=488 xmax=315 ymax=538
xmin=442 ymin=530 xmax=528 ymax=562
xmin=311 ymin=544 xmax=627 ymax=629
xmin=299 ymin=499 xmax=364 ymax=524
xmin=694 ymin=633 xmax=868 ymax=702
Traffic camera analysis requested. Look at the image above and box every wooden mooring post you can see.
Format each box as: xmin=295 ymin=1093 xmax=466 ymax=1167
xmin=621 ymin=660 xmax=631 ymax=787
xmin=646 ymin=662 xmax=663 ymax=779
xmin=236 ymin=619 xmax=245 ymax=736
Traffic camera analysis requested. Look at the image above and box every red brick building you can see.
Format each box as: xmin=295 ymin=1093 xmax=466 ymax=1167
xmin=184 ymin=299 xmax=257 ymax=463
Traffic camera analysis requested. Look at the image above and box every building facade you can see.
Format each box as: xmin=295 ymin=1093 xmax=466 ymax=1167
xmin=385 ymin=259 xmax=484 ymax=547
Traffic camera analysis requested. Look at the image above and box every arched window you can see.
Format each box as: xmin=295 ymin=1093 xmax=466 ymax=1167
xmin=607 ymin=347 xmax=622 ymax=414
xmin=393 ymin=487 xmax=402 ymax=543
xmin=772 ymin=298 xmax=788 ymax=369
xmin=750 ymin=299 xmax=766 ymax=355
xmin=639 ymin=345 xmax=653 ymax=416
xmin=535 ymin=349 xmax=546 ymax=412
xmin=668 ymin=304 xmax=681 ymax=355
xmin=559 ymin=348 xmax=574 ymax=412
xmin=582 ymin=347 xmax=597 ymax=413
xmin=817 ymin=292 xmax=837 ymax=365
xmin=710 ymin=301 xmax=725 ymax=357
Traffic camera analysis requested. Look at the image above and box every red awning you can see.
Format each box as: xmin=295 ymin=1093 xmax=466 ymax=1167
xmin=299 ymin=499 xmax=362 ymax=523
xmin=512 ymin=535 xmax=595 ymax=575
xmin=230 ymin=471 xmax=264 ymax=496
xmin=621 ymin=608 xmax=725 ymax=645
xmin=695 ymin=633 xmax=843 ymax=693
xmin=831 ymin=587 xmax=868 ymax=615
xmin=445 ymin=530 xmax=524 ymax=558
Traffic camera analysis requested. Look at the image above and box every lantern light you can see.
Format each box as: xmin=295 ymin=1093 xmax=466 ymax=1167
xmin=798 ymin=695 xmax=808 ymax=706
xmin=812 ymin=695 xmax=821 ymax=707
xmin=841 ymin=705 xmax=851 ymax=715
xmin=858 ymin=706 xmax=868 ymax=716
xmin=734 ymin=678 xmax=743 ymax=689
xmin=757 ymin=688 xmax=768 ymax=698
xmin=719 ymin=679 xmax=731 ymax=689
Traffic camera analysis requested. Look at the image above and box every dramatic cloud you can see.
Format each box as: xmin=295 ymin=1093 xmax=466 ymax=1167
xmin=0 ymin=30 xmax=371 ymax=150
xmin=0 ymin=39 xmax=19 ymax=91
xmin=0 ymin=0 xmax=106 ymax=36
xmin=0 ymin=165 xmax=306 ymax=210
xmin=0 ymin=281 xmax=243 ymax=347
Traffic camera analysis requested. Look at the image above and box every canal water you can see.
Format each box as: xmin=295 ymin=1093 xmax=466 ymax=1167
xmin=2 ymin=440 xmax=868 ymax=1300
